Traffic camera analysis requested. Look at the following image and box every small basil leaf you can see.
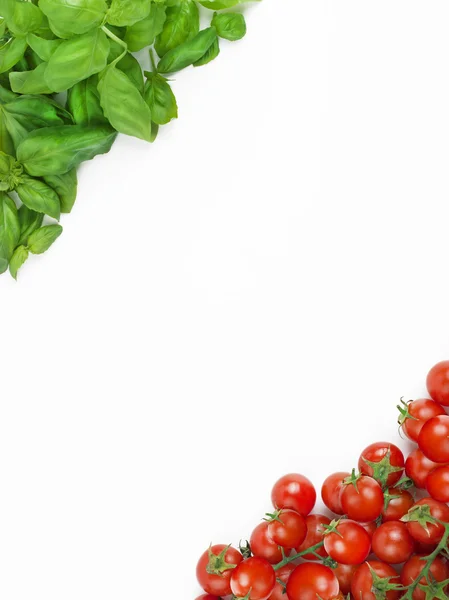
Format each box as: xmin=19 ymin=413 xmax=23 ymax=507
xmin=7 ymin=2 xmax=43 ymax=37
xmin=107 ymin=0 xmax=152 ymax=27
xmin=16 ymin=175 xmax=61 ymax=219
xmin=9 ymin=244 xmax=28 ymax=279
xmin=157 ymin=27 xmax=217 ymax=74
xmin=0 ymin=150 xmax=23 ymax=190
xmin=9 ymin=63 xmax=53 ymax=94
xmin=199 ymin=0 xmax=259 ymax=8
xmin=155 ymin=0 xmax=199 ymax=57
xmin=0 ymin=191 xmax=19 ymax=269
xmin=143 ymin=73 xmax=177 ymax=125
xmin=67 ymin=76 xmax=107 ymax=126
xmin=28 ymin=224 xmax=63 ymax=254
xmin=0 ymin=37 xmax=28 ymax=74
xmin=194 ymin=36 xmax=219 ymax=67
xmin=39 ymin=0 xmax=108 ymax=38
xmin=43 ymin=169 xmax=77 ymax=214
xmin=211 ymin=12 xmax=246 ymax=41
xmin=124 ymin=3 xmax=166 ymax=52
xmin=18 ymin=204 xmax=44 ymax=245
xmin=26 ymin=33 xmax=62 ymax=61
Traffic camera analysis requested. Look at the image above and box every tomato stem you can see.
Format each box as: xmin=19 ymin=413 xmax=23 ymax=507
xmin=272 ymin=541 xmax=325 ymax=571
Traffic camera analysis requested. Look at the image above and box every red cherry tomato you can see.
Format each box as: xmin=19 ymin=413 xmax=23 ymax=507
xmin=340 ymin=475 xmax=384 ymax=522
xmin=372 ymin=521 xmax=414 ymax=564
xmin=426 ymin=464 xmax=449 ymax=502
xmin=418 ymin=415 xmax=449 ymax=463
xmin=250 ymin=522 xmax=283 ymax=564
xmin=332 ymin=563 xmax=357 ymax=595
xmin=427 ymin=360 xmax=449 ymax=406
xmin=406 ymin=497 xmax=449 ymax=544
xmin=382 ymin=487 xmax=414 ymax=521
xmin=286 ymin=563 xmax=340 ymax=600
xmin=268 ymin=563 xmax=295 ymax=600
xmin=271 ymin=474 xmax=316 ymax=517
xmin=401 ymin=555 xmax=449 ymax=600
xmin=323 ymin=519 xmax=371 ymax=565
xmin=296 ymin=514 xmax=331 ymax=560
xmin=351 ymin=561 xmax=401 ymax=600
xmin=359 ymin=521 xmax=377 ymax=539
xmin=267 ymin=509 xmax=307 ymax=549
xmin=358 ymin=442 xmax=405 ymax=487
xmin=405 ymin=448 xmax=442 ymax=489
xmin=230 ymin=557 xmax=276 ymax=600
xmin=321 ymin=472 xmax=350 ymax=515
xmin=196 ymin=545 xmax=242 ymax=596
xmin=400 ymin=398 xmax=446 ymax=442
xmin=196 ymin=596 xmax=220 ymax=600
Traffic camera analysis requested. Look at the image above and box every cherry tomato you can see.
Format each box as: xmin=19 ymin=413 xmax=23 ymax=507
xmin=405 ymin=448 xmax=442 ymax=488
xmin=196 ymin=545 xmax=242 ymax=596
xmin=250 ymin=522 xmax=284 ymax=564
xmin=196 ymin=596 xmax=220 ymax=600
xmin=351 ymin=561 xmax=401 ymax=600
xmin=400 ymin=398 xmax=446 ymax=442
xmin=267 ymin=509 xmax=307 ymax=549
xmin=382 ymin=487 xmax=414 ymax=521
xmin=286 ymin=563 xmax=340 ymax=600
xmin=271 ymin=473 xmax=316 ymax=517
xmin=340 ymin=475 xmax=384 ymax=522
xmin=418 ymin=415 xmax=449 ymax=463
xmin=268 ymin=563 xmax=295 ymax=600
xmin=230 ymin=557 xmax=276 ymax=600
xmin=296 ymin=514 xmax=331 ymax=560
xmin=359 ymin=521 xmax=377 ymax=538
xmin=324 ymin=519 xmax=371 ymax=565
xmin=406 ymin=497 xmax=449 ymax=544
xmin=401 ymin=555 xmax=449 ymax=600
xmin=332 ymin=563 xmax=357 ymax=595
xmin=426 ymin=464 xmax=449 ymax=502
xmin=358 ymin=442 xmax=405 ymax=487
xmin=321 ymin=472 xmax=350 ymax=515
xmin=427 ymin=360 xmax=449 ymax=406
xmin=371 ymin=521 xmax=414 ymax=564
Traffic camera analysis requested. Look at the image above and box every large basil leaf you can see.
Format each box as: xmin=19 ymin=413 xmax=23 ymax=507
xmin=155 ymin=0 xmax=199 ymax=58
xmin=107 ymin=0 xmax=152 ymax=27
xmin=67 ymin=76 xmax=107 ymax=126
xmin=44 ymin=169 xmax=77 ymax=214
xmin=124 ymin=3 xmax=166 ymax=52
xmin=38 ymin=0 xmax=108 ymax=38
xmin=143 ymin=73 xmax=177 ymax=125
xmin=0 ymin=37 xmax=28 ymax=74
xmin=18 ymin=204 xmax=44 ymax=245
xmin=7 ymin=2 xmax=43 ymax=37
xmin=194 ymin=36 xmax=219 ymax=67
xmin=157 ymin=28 xmax=217 ymax=74
xmin=0 ymin=191 xmax=19 ymax=271
xmin=9 ymin=63 xmax=53 ymax=94
xmin=16 ymin=175 xmax=61 ymax=219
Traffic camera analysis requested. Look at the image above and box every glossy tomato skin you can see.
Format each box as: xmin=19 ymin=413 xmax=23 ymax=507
xmin=286 ymin=563 xmax=340 ymax=600
xmin=196 ymin=596 xmax=220 ymax=600
xmin=405 ymin=448 xmax=442 ymax=489
xmin=401 ymin=399 xmax=446 ymax=442
xmin=271 ymin=474 xmax=316 ymax=517
xmin=418 ymin=415 xmax=449 ymax=463
xmin=250 ymin=522 xmax=284 ymax=564
xmin=196 ymin=544 xmax=242 ymax=596
xmin=296 ymin=514 xmax=331 ymax=560
xmin=401 ymin=555 xmax=449 ymax=600
xmin=359 ymin=521 xmax=377 ymax=539
xmin=406 ymin=498 xmax=449 ymax=544
xmin=267 ymin=509 xmax=307 ymax=549
xmin=321 ymin=472 xmax=350 ymax=515
xmin=333 ymin=563 xmax=357 ymax=595
xmin=427 ymin=360 xmax=449 ymax=406
xmin=352 ymin=561 xmax=401 ymax=600
xmin=359 ymin=442 xmax=405 ymax=487
xmin=382 ymin=487 xmax=414 ymax=521
xmin=268 ymin=563 xmax=295 ymax=600
xmin=426 ymin=464 xmax=449 ymax=502
xmin=340 ymin=475 xmax=384 ymax=522
xmin=323 ymin=519 xmax=371 ymax=565
xmin=372 ymin=521 xmax=414 ymax=564
xmin=230 ymin=557 xmax=276 ymax=600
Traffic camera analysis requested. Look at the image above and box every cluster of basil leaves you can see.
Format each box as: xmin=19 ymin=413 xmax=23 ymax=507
xmin=0 ymin=0 xmax=254 ymax=279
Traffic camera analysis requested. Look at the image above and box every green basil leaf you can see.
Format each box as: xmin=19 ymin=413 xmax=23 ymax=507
xmin=143 ymin=73 xmax=177 ymax=125
xmin=107 ymin=0 xmax=152 ymax=27
xmin=199 ymin=0 xmax=258 ymax=8
xmin=98 ymin=65 xmax=152 ymax=141
xmin=44 ymin=169 xmax=77 ymax=214
xmin=0 ymin=191 xmax=19 ymax=270
xmin=16 ymin=175 xmax=61 ymax=219
xmin=26 ymin=33 xmax=62 ymax=61
xmin=45 ymin=29 xmax=109 ymax=92
xmin=0 ymin=150 xmax=23 ymax=190
xmin=7 ymin=2 xmax=43 ymax=37
xmin=0 ymin=85 xmax=16 ymax=104
xmin=17 ymin=124 xmax=117 ymax=176
xmin=0 ymin=37 xmax=28 ymax=74
xmin=9 ymin=63 xmax=53 ymax=94
xmin=116 ymin=52 xmax=144 ymax=92
xmin=157 ymin=27 xmax=217 ymax=74
xmin=18 ymin=204 xmax=44 ymax=245
xmin=9 ymin=244 xmax=28 ymax=279
xmin=155 ymin=0 xmax=199 ymax=57
xmin=0 ymin=109 xmax=13 ymax=155
xmin=211 ymin=12 xmax=246 ymax=41
xmin=124 ymin=3 xmax=166 ymax=52
xmin=67 ymin=76 xmax=107 ymax=126
xmin=38 ymin=0 xmax=108 ymax=38
xmin=28 ymin=224 xmax=62 ymax=254
xmin=193 ymin=36 xmax=219 ymax=66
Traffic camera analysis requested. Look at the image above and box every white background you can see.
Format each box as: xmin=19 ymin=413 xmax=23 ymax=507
xmin=1 ymin=1 xmax=449 ymax=598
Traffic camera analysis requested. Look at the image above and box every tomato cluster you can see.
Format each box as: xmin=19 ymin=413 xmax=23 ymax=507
xmin=195 ymin=360 xmax=449 ymax=600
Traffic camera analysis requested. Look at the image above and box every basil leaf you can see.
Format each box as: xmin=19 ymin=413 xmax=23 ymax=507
xmin=45 ymin=29 xmax=109 ymax=93
xmin=194 ymin=36 xmax=219 ymax=66
xmin=16 ymin=175 xmax=61 ymax=219
xmin=124 ymin=3 xmax=166 ymax=52
xmin=67 ymin=76 xmax=107 ymax=126
xmin=212 ymin=12 xmax=246 ymax=41
xmin=28 ymin=224 xmax=62 ymax=254
xmin=117 ymin=52 xmax=144 ymax=93
xmin=0 ymin=109 xmax=13 ymax=154
xmin=199 ymin=0 xmax=258 ymax=8
xmin=18 ymin=204 xmax=44 ymax=245
xmin=9 ymin=244 xmax=28 ymax=279
xmin=0 ymin=85 xmax=16 ymax=104
xmin=26 ymin=33 xmax=62 ymax=61
xmin=155 ymin=0 xmax=199 ymax=58
xmin=7 ymin=2 xmax=43 ymax=38
xmin=17 ymin=125 xmax=117 ymax=176
xmin=98 ymin=65 xmax=152 ymax=141
xmin=0 ymin=37 xmax=28 ymax=74
xmin=44 ymin=169 xmax=77 ymax=214
xmin=143 ymin=73 xmax=177 ymax=125
xmin=0 ymin=150 xmax=23 ymax=190
xmin=107 ymin=0 xmax=152 ymax=27
xmin=157 ymin=28 xmax=217 ymax=74
xmin=0 ymin=191 xmax=19 ymax=270
xmin=39 ymin=0 xmax=108 ymax=38
xmin=9 ymin=63 xmax=53 ymax=94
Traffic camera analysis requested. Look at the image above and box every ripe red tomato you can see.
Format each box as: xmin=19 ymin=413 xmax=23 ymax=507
xmin=382 ymin=487 xmax=414 ymax=521
xmin=401 ymin=555 xmax=449 ymax=600
xmin=359 ymin=521 xmax=377 ymax=539
xmin=418 ymin=415 xmax=449 ymax=463
xmin=400 ymin=398 xmax=446 ymax=442
xmin=405 ymin=448 xmax=442 ymax=489
xmin=250 ymin=522 xmax=284 ymax=564
xmin=340 ymin=475 xmax=384 ymax=522
xmin=406 ymin=497 xmax=449 ymax=544
xmin=296 ymin=514 xmax=331 ymax=560
xmin=230 ymin=557 xmax=276 ymax=600
xmin=267 ymin=509 xmax=307 ymax=549
xmin=286 ymin=563 xmax=340 ymax=600
xmin=358 ymin=442 xmax=405 ymax=487
xmin=323 ymin=520 xmax=371 ymax=565
xmin=271 ymin=474 xmax=316 ymax=517
xmin=332 ymin=563 xmax=357 ymax=595
xmin=426 ymin=464 xmax=449 ymax=502
xmin=196 ymin=545 xmax=243 ymax=596
xmin=268 ymin=563 xmax=295 ymax=600
xmin=372 ymin=521 xmax=414 ymax=564
xmin=321 ymin=472 xmax=350 ymax=515
xmin=351 ymin=561 xmax=401 ymax=600
xmin=196 ymin=596 xmax=220 ymax=600
xmin=427 ymin=360 xmax=449 ymax=406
